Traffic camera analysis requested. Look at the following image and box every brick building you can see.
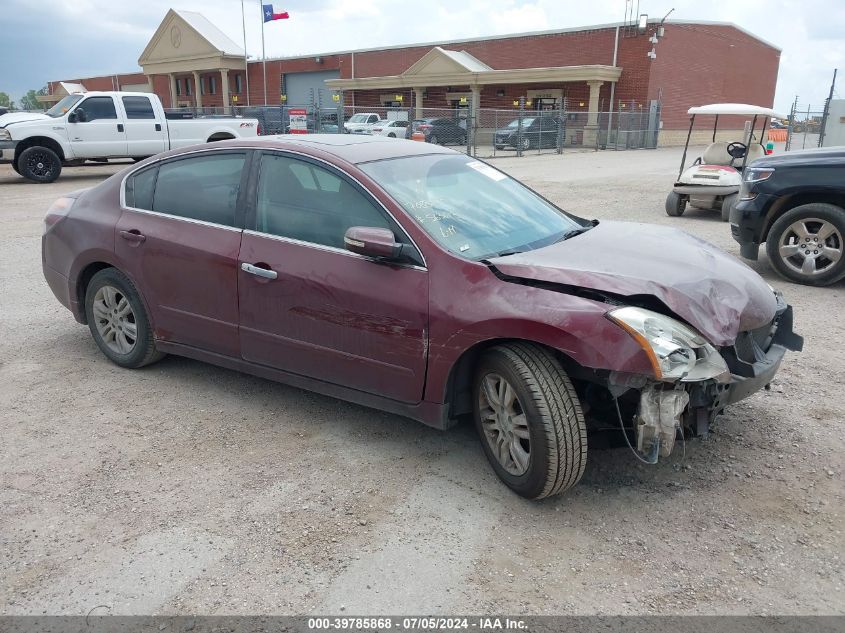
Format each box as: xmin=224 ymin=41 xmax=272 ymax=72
xmin=46 ymin=9 xmax=781 ymax=143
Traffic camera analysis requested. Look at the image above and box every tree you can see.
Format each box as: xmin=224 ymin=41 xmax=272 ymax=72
xmin=0 ymin=92 xmax=14 ymax=109
xmin=19 ymin=86 xmax=48 ymax=111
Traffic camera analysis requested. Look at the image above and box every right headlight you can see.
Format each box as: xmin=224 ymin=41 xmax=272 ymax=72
xmin=607 ymin=307 xmax=730 ymax=383
xmin=0 ymin=128 xmax=11 ymax=141
xmin=743 ymin=167 xmax=774 ymax=182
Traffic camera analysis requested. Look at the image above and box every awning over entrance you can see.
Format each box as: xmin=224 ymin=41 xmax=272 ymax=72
xmin=324 ymin=46 xmax=622 ymax=91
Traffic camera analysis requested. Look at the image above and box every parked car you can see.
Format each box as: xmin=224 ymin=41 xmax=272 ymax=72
xmin=413 ymin=118 xmax=466 ymax=145
xmin=770 ymin=119 xmax=788 ymax=130
xmin=241 ymin=106 xmax=284 ymax=135
xmin=344 ymin=112 xmax=381 ymax=134
xmin=42 ymin=135 xmax=801 ymax=499
xmin=731 ymin=146 xmax=845 ymax=286
xmin=0 ymin=91 xmax=259 ymax=183
xmin=494 ymin=116 xmax=563 ymax=150
xmin=0 ymin=106 xmax=7 ymax=116
xmin=370 ymin=119 xmax=411 ymax=138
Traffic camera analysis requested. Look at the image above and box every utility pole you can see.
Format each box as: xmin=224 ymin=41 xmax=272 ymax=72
xmin=818 ymin=68 xmax=838 ymax=148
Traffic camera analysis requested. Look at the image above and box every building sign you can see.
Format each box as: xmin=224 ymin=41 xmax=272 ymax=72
xmin=289 ymin=108 xmax=308 ymax=134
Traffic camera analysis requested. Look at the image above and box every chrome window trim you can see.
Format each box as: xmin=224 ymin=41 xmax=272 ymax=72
xmin=119 ymin=146 xmax=254 ymax=230
xmin=252 ymin=148 xmax=428 ymax=269
xmin=243 ymin=230 xmax=427 ymax=272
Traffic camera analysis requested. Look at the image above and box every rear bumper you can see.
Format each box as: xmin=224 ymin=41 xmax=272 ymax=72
xmin=42 ymin=256 xmax=85 ymax=324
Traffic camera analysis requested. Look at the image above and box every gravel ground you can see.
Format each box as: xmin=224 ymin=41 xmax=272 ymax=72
xmin=1 ymin=147 xmax=843 ymax=616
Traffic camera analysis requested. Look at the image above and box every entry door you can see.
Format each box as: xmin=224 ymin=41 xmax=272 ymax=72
xmin=68 ymin=96 xmax=127 ymax=158
xmin=237 ymin=152 xmax=429 ymax=403
xmin=115 ymin=151 xmax=249 ymax=357
xmin=120 ymin=95 xmax=167 ymax=157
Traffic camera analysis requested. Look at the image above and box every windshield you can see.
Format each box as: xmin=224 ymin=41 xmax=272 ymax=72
xmin=507 ymin=118 xmax=536 ymax=128
xmin=46 ymin=95 xmax=83 ymax=118
xmin=349 ymin=114 xmax=371 ymax=123
xmin=359 ymin=154 xmax=584 ymax=260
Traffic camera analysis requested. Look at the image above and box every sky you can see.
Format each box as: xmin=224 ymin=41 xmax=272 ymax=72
xmin=0 ymin=0 xmax=841 ymax=112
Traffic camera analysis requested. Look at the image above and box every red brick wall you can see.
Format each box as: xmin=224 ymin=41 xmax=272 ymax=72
xmin=52 ymin=22 xmax=779 ymax=129
xmin=647 ymin=23 xmax=780 ymax=128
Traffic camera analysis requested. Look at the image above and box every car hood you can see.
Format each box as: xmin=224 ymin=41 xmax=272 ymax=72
xmin=0 ymin=112 xmax=50 ymax=128
xmin=488 ymin=220 xmax=777 ymax=346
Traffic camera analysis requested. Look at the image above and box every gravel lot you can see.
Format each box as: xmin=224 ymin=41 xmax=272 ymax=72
xmin=1 ymin=147 xmax=843 ymax=616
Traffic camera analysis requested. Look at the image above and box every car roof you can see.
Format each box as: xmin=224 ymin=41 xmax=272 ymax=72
xmin=202 ymin=134 xmax=456 ymax=164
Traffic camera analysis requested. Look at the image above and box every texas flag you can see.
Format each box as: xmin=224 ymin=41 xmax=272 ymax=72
xmin=262 ymin=4 xmax=289 ymax=22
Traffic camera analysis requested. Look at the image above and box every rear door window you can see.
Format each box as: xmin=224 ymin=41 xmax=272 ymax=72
xmin=122 ymin=96 xmax=156 ymax=120
xmin=126 ymin=152 xmax=247 ymax=226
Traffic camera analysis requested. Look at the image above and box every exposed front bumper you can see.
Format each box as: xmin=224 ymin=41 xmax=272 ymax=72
xmin=0 ymin=140 xmax=16 ymax=163
xmin=672 ymin=183 xmax=739 ymax=196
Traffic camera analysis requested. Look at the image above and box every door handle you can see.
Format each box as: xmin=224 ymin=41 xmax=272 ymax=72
xmin=241 ymin=262 xmax=277 ymax=280
xmin=155 ymin=123 xmax=162 ymax=132
xmin=117 ymin=123 xmax=124 ymax=132
xmin=119 ymin=229 xmax=146 ymax=243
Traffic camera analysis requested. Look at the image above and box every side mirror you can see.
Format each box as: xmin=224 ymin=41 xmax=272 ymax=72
xmin=73 ymin=108 xmax=87 ymax=122
xmin=67 ymin=112 xmax=78 ymax=123
xmin=344 ymin=226 xmax=403 ymax=260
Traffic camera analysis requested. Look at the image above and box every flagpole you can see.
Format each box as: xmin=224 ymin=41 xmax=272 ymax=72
xmin=259 ymin=0 xmax=267 ymax=105
xmin=241 ymin=0 xmax=250 ymax=106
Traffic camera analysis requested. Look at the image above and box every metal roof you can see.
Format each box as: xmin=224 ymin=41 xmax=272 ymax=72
xmin=174 ymin=10 xmax=245 ymax=57
xmin=688 ymin=103 xmax=786 ymax=118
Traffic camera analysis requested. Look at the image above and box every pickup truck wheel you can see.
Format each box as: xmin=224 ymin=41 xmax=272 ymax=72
xmin=473 ymin=343 xmax=587 ymax=499
xmin=18 ymin=146 xmax=61 ymax=183
xmin=665 ymin=191 xmax=686 ymax=216
xmin=84 ymin=268 xmax=164 ymax=368
xmin=766 ymin=203 xmax=845 ymax=286
xmin=721 ymin=193 xmax=738 ymax=222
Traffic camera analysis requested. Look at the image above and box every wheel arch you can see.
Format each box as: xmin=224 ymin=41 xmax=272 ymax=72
xmin=74 ymin=260 xmax=155 ymax=330
xmin=14 ymin=136 xmax=67 ymax=162
xmin=206 ymin=132 xmax=236 ymax=143
xmin=762 ymin=192 xmax=845 ymax=241
xmin=442 ymin=338 xmax=591 ymax=421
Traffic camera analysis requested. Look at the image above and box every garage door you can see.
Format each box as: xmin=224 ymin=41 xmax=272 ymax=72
xmin=283 ymin=70 xmax=340 ymax=106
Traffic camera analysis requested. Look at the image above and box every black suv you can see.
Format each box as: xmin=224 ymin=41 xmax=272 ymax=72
xmin=732 ymin=147 xmax=845 ymax=286
xmin=494 ymin=116 xmax=563 ymax=151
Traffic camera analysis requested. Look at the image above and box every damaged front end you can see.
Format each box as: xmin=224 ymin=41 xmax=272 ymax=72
xmin=595 ymin=292 xmax=803 ymax=463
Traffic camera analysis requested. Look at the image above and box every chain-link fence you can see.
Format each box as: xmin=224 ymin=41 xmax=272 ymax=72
xmin=785 ymin=102 xmax=829 ymax=151
xmin=160 ymin=93 xmax=661 ymax=158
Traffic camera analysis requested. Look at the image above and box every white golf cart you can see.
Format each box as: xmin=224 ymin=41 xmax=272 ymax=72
xmin=666 ymin=103 xmax=785 ymax=221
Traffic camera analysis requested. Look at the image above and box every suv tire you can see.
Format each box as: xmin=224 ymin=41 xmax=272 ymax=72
xmin=18 ymin=146 xmax=62 ymax=183
xmin=765 ymin=203 xmax=845 ymax=286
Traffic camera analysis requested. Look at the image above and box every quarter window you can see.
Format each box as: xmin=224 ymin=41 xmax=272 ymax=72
xmin=134 ymin=153 xmax=246 ymax=226
xmin=256 ymin=154 xmax=391 ymax=249
xmin=77 ymin=97 xmax=117 ymax=121
xmin=122 ymin=96 xmax=156 ymax=120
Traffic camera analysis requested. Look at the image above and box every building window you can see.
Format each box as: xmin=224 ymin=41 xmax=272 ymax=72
xmin=235 ymin=74 xmax=243 ymax=94
xmin=209 ymin=76 xmax=217 ymax=95
xmin=200 ymin=77 xmax=205 ymax=95
xmin=175 ymin=78 xmax=181 ymax=96
xmin=185 ymin=78 xmax=192 ymax=96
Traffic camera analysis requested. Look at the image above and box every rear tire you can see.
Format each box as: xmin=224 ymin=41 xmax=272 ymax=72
xmin=388 ymin=133 xmax=396 ymax=138
xmin=473 ymin=343 xmax=587 ymax=499
xmin=84 ymin=268 xmax=165 ymax=368
xmin=765 ymin=203 xmax=845 ymax=286
xmin=18 ymin=146 xmax=62 ymax=183
xmin=665 ymin=191 xmax=686 ymax=216
xmin=721 ymin=193 xmax=738 ymax=222
xmin=429 ymin=134 xmax=439 ymax=144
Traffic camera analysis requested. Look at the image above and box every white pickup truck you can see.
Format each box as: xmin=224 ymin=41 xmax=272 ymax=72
xmin=0 ymin=91 xmax=259 ymax=183
xmin=343 ymin=112 xmax=382 ymax=134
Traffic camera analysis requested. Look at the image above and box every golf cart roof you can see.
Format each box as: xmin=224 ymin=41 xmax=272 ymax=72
xmin=688 ymin=103 xmax=786 ymax=118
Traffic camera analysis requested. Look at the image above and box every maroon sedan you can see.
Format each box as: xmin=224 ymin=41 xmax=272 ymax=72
xmin=42 ymin=135 xmax=802 ymax=499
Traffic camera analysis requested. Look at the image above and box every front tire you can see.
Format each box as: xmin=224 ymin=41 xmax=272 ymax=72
xmin=765 ymin=203 xmax=845 ymax=286
xmin=665 ymin=191 xmax=686 ymax=216
xmin=84 ymin=268 xmax=164 ymax=368
xmin=473 ymin=343 xmax=587 ymax=499
xmin=18 ymin=146 xmax=62 ymax=183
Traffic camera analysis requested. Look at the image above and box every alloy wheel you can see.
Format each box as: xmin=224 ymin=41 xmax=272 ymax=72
xmin=478 ymin=373 xmax=531 ymax=476
xmin=777 ymin=217 xmax=843 ymax=277
xmin=92 ymin=285 xmax=138 ymax=354
xmin=26 ymin=151 xmax=54 ymax=178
